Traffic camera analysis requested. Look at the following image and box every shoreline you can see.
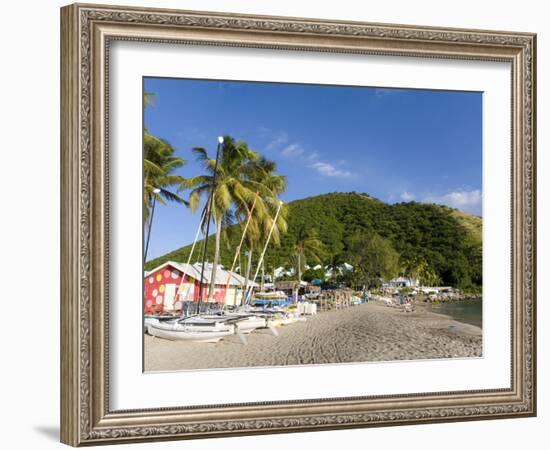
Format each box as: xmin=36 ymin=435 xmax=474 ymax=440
xmin=417 ymin=299 xmax=483 ymax=329
xmin=144 ymin=301 xmax=482 ymax=372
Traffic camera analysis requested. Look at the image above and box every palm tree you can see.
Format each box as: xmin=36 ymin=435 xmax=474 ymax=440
xmin=186 ymin=136 xmax=262 ymax=302
xmin=143 ymin=131 xmax=188 ymax=225
xmin=400 ymin=256 xmax=441 ymax=286
xmin=293 ymin=226 xmax=324 ymax=282
xmin=143 ymin=91 xmax=155 ymax=108
xmin=142 ymin=91 xmax=189 ymax=264
xmin=237 ymin=157 xmax=287 ymax=301
xmin=143 ymin=90 xmax=188 ymax=225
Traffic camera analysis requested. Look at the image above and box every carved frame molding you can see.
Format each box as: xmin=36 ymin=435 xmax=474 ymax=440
xmin=60 ymin=3 xmax=536 ymax=446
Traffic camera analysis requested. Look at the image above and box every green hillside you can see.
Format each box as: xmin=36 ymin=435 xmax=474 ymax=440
xmin=450 ymin=209 xmax=482 ymax=246
xmin=145 ymin=192 xmax=482 ymax=290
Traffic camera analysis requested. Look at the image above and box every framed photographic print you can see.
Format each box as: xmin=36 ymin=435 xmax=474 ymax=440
xmin=60 ymin=3 xmax=537 ymax=446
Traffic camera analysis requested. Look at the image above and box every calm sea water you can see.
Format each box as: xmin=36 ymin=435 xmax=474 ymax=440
xmin=428 ymin=298 xmax=483 ymax=328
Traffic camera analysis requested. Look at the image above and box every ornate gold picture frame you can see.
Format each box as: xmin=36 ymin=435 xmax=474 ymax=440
xmin=60 ymin=3 xmax=536 ymax=446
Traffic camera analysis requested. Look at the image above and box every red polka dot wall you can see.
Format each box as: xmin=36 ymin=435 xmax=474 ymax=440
xmin=143 ymin=262 xmax=244 ymax=315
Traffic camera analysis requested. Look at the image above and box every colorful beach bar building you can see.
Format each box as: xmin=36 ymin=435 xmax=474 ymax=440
xmin=144 ymin=261 xmax=256 ymax=315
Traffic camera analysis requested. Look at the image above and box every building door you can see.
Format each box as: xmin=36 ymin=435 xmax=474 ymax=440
xmin=163 ymin=283 xmax=177 ymax=310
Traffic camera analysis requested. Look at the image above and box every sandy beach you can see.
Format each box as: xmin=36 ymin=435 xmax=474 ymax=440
xmin=144 ymin=301 xmax=482 ymax=371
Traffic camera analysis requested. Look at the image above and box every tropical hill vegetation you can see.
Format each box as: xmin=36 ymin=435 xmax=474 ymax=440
xmin=145 ymin=192 xmax=482 ymax=292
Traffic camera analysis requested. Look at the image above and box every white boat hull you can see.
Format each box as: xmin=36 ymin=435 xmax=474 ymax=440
xmin=144 ymin=316 xmax=178 ymax=334
xmin=182 ymin=314 xmax=267 ymax=334
xmin=147 ymin=322 xmax=234 ymax=342
xmin=234 ymin=316 xmax=267 ymax=334
xmin=268 ymin=317 xmax=293 ymax=327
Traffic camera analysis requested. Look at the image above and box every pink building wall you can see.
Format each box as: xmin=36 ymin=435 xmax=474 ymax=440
xmin=144 ymin=264 xmax=229 ymax=314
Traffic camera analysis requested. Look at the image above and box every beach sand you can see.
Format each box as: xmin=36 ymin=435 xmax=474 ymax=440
xmin=144 ymin=301 xmax=482 ymax=371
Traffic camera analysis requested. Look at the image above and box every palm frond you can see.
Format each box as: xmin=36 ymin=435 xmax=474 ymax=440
xmin=142 ymin=129 xmax=189 ymax=223
xmin=143 ymin=159 xmax=165 ymax=177
xmin=143 ymin=91 xmax=155 ymax=107
xmin=159 ymin=188 xmax=188 ymax=206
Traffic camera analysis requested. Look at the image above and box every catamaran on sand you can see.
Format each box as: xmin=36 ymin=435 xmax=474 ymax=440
xmin=147 ymin=320 xmax=235 ymax=343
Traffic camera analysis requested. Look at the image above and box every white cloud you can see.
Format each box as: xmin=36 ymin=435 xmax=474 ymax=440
xmin=310 ymin=161 xmax=353 ymax=178
xmin=262 ymin=129 xmax=355 ymax=179
xmin=400 ymin=191 xmax=416 ymax=201
xmin=281 ymin=143 xmax=304 ymax=157
xmin=307 ymin=151 xmax=319 ymax=161
xmin=265 ymin=131 xmax=288 ymax=151
xmin=422 ymin=189 xmax=482 ymax=215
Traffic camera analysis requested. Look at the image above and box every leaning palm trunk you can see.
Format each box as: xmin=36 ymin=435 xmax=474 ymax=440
xmin=242 ymin=245 xmax=253 ymax=304
xmin=260 ymin=261 xmax=265 ymax=292
xmin=207 ymin=220 xmax=222 ymax=302
xmin=297 ymin=252 xmax=302 ymax=282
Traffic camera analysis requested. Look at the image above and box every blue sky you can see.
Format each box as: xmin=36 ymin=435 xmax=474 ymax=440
xmin=144 ymin=77 xmax=482 ymax=260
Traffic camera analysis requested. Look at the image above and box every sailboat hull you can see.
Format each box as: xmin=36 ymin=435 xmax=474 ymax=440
xmin=147 ymin=322 xmax=234 ymax=342
xmin=234 ymin=316 xmax=267 ymax=334
xmin=182 ymin=314 xmax=267 ymax=334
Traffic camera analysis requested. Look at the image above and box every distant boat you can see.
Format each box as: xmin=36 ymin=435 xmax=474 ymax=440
xmin=254 ymin=290 xmax=287 ymax=299
xmin=251 ymin=292 xmax=290 ymax=307
xmin=251 ymin=298 xmax=290 ymax=307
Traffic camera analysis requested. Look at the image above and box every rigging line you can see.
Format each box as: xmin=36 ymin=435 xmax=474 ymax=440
xmin=244 ymin=200 xmax=283 ymax=304
xmin=223 ymin=192 xmax=260 ymax=302
xmin=176 ymin=207 xmax=208 ymax=317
